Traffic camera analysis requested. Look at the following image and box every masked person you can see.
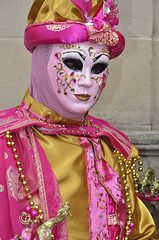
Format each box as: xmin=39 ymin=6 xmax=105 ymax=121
xmin=0 ymin=0 xmax=158 ymax=240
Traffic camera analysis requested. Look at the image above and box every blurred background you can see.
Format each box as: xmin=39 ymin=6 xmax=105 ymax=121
xmin=0 ymin=0 xmax=159 ymax=232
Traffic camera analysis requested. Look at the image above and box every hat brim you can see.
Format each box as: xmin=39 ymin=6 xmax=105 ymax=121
xmin=24 ymin=21 xmax=125 ymax=59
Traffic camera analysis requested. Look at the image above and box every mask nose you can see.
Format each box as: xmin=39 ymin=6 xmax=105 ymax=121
xmin=77 ymin=69 xmax=93 ymax=88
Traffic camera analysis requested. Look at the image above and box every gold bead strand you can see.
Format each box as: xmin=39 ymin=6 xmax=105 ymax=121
xmin=137 ymin=156 xmax=143 ymax=172
xmin=113 ymin=150 xmax=133 ymax=239
xmin=130 ymin=156 xmax=142 ymax=194
xmin=5 ymin=131 xmax=44 ymax=223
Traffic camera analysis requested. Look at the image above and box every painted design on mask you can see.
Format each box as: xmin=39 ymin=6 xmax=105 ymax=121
xmin=92 ymin=68 xmax=109 ymax=100
xmin=88 ymin=47 xmax=94 ymax=56
xmin=55 ymin=63 xmax=86 ymax=95
xmin=60 ymin=44 xmax=86 ymax=55
xmin=54 ymin=52 xmax=62 ymax=61
xmin=93 ymin=47 xmax=110 ymax=58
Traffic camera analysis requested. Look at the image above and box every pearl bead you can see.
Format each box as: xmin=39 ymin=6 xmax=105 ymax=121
xmin=16 ymin=161 xmax=21 ymax=167
xmin=11 ymin=141 xmax=15 ymax=146
xmin=38 ymin=209 xmax=43 ymax=214
xmin=130 ymin=222 xmax=135 ymax=229
xmin=127 ymin=221 xmax=131 ymax=226
xmin=25 ymin=187 xmax=30 ymax=193
xmin=20 ymin=174 xmax=25 ymax=180
xmin=22 ymin=180 xmax=27 ymax=186
xmin=122 ymin=174 xmax=126 ymax=179
xmin=27 ymin=194 xmax=32 ymax=200
xmin=25 ymin=228 xmax=29 ymax=233
xmin=18 ymin=167 xmax=23 ymax=173
xmin=29 ymin=201 xmax=34 ymax=207
xmin=14 ymin=154 xmax=19 ymax=160
xmin=24 ymin=205 xmax=32 ymax=213
xmin=7 ymin=141 xmax=12 ymax=147
xmin=125 ymin=226 xmax=129 ymax=230
xmin=123 ymin=180 xmax=127 ymax=184
xmin=128 ymin=210 xmax=132 ymax=215
xmin=138 ymin=161 xmax=143 ymax=165
xmin=5 ymin=134 xmax=10 ymax=139
xmin=6 ymin=131 xmax=11 ymax=135
xmin=126 ymin=198 xmax=130 ymax=203
xmin=12 ymin=148 xmax=17 ymax=153
xmin=138 ymin=167 xmax=143 ymax=171
xmin=128 ymin=216 xmax=132 ymax=221
xmin=133 ymin=177 xmax=138 ymax=182
xmin=31 ymin=210 xmax=38 ymax=218
xmin=127 ymin=204 xmax=131 ymax=210
xmin=34 ymin=205 xmax=39 ymax=210
xmin=126 ymin=230 xmax=130 ymax=236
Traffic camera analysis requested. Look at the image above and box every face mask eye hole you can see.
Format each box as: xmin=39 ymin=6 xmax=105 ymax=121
xmin=91 ymin=63 xmax=108 ymax=75
xmin=62 ymin=58 xmax=83 ymax=72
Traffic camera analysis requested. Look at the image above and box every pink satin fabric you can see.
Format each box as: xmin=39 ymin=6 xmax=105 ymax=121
xmin=0 ymin=110 xmax=68 ymax=239
xmin=79 ymin=136 xmax=127 ymax=239
xmin=24 ymin=20 xmax=125 ymax=59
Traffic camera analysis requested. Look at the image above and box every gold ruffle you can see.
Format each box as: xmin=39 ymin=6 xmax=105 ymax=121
xmin=24 ymin=89 xmax=89 ymax=125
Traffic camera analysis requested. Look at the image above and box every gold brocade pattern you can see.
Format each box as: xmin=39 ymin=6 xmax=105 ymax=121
xmin=87 ymin=23 xmax=119 ymax=46
xmin=46 ymin=24 xmax=72 ymax=31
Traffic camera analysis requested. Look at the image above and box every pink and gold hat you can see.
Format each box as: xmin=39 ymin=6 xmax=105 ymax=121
xmin=24 ymin=0 xmax=125 ymax=59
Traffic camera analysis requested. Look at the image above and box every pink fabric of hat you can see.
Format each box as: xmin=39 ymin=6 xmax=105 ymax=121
xmin=24 ymin=0 xmax=125 ymax=59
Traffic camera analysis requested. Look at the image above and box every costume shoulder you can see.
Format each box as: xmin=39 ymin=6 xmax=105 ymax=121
xmin=0 ymin=107 xmax=37 ymax=136
xmin=88 ymin=115 xmax=130 ymax=141
xmin=88 ymin=115 xmax=133 ymax=158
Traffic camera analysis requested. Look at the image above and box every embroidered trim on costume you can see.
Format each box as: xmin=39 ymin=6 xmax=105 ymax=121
xmin=27 ymin=127 xmax=49 ymax=221
xmin=46 ymin=24 xmax=72 ymax=31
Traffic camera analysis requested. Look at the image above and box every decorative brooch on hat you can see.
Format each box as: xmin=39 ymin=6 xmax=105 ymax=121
xmin=24 ymin=0 xmax=125 ymax=59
